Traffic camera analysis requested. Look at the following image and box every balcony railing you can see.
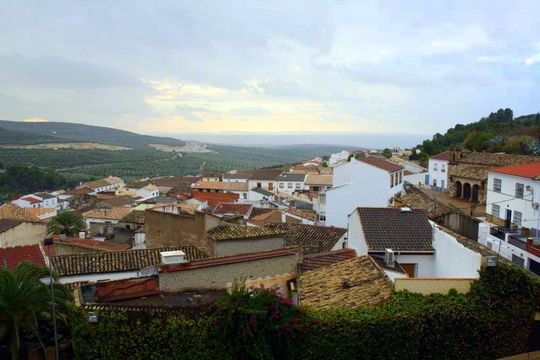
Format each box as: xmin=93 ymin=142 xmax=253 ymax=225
xmin=489 ymin=226 xmax=521 ymax=241
xmin=508 ymin=234 xmax=527 ymax=250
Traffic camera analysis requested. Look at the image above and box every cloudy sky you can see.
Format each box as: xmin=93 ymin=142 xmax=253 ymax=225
xmin=0 ymin=1 xmax=539 ymax=145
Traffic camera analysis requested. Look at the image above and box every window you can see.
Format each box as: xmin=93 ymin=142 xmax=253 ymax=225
xmin=492 ymin=204 xmax=500 ymax=218
xmin=257 ymin=182 xmax=262 ymax=188
xmin=399 ymin=171 xmax=402 ymax=184
xmin=433 ymin=179 xmax=437 ymax=187
xmin=394 ymin=173 xmax=398 ymax=186
xmin=390 ymin=174 xmax=394 ymax=187
xmin=515 ymin=183 xmax=524 ymax=198
xmin=279 ymin=182 xmax=284 ymax=188
xmin=433 ymin=164 xmax=438 ymax=171
xmin=295 ymin=183 xmax=301 ymax=189
xmin=441 ymin=164 xmax=446 ymax=173
xmin=487 ymin=241 xmax=493 ymax=250
xmin=512 ymin=254 xmax=525 ymax=268
xmin=493 ymin=178 xmax=501 ymax=193
xmin=513 ymin=211 xmax=522 ymax=227
xmin=441 ymin=180 xmax=445 ymax=189
xmin=287 ymin=182 xmax=292 ymax=189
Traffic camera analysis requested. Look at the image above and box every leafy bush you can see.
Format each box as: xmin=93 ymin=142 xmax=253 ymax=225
xmin=68 ymin=264 xmax=540 ymax=360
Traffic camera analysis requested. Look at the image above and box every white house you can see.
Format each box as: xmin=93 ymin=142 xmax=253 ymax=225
xmin=134 ymin=184 xmax=160 ymax=201
xmin=222 ymin=171 xmax=253 ymax=183
xmin=427 ymin=151 xmax=451 ymax=190
xmin=12 ymin=192 xmax=58 ymax=210
xmin=348 ymin=207 xmax=483 ymax=279
xmin=478 ymin=161 xmax=540 ymax=275
xmin=81 ymin=176 xmax=125 ymax=195
xmin=247 ymin=169 xmax=282 ymax=192
xmin=276 ymin=173 xmax=307 ymax=194
xmin=323 ymin=156 xmax=404 ymax=228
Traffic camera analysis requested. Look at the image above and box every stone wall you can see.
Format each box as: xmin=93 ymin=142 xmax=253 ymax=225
xmin=214 ymin=236 xmax=285 ymax=257
xmin=159 ymin=252 xmax=300 ymax=293
xmin=145 ymin=210 xmax=216 ymax=256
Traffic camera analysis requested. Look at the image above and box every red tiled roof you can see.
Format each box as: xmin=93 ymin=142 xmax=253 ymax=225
xmin=213 ymin=203 xmax=253 ymax=216
xmin=0 ymin=244 xmax=46 ymax=271
xmin=191 ymin=192 xmax=239 ymax=207
xmin=490 ymin=161 xmax=540 ymax=179
xmin=20 ymin=196 xmax=41 ymax=204
xmin=192 ymin=181 xmax=248 ymax=192
xmin=358 ymin=156 xmax=403 ymax=172
xmin=300 ymin=248 xmax=357 ymax=272
xmin=162 ymin=247 xmax=301 ymax=272
xmin=51 ymin=236 xmax=131 ymax=253
xmin=430 ymin=151 xmax=452 ymax=161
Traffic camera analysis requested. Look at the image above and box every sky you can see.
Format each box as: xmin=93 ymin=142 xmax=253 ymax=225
xmin=0 ymin=1 xmax=539 ymax=147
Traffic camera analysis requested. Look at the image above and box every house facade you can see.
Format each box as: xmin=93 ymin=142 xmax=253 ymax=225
xmin=427 ymin=151 xmax=451 ymax=190
xmin=323 ymin=157 xmax=404 ymax=228
xmin=276 ymin=173 xmax=307 ymax=194
xmin=247 ymin=169 xmax=282 ymax=192
xmin=479 ymin=162 xmax=540 ymax=275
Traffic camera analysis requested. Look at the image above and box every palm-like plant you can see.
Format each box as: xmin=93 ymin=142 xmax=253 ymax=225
xmin=49 ymin=210 xmax=85 ymax=236
xmin=0 ymin=262 xmax=71 ymax=359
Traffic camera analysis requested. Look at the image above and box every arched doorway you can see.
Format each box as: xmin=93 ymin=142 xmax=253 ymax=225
xmin=455 ymin=181 xmax=462 ymax=198
xmin=472 ymin=184 xmax=480 ymax=203
xmin=463 ymin=183 xmax=471 ymax=200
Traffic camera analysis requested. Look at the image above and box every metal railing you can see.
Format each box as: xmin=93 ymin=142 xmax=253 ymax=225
xmin=489 ymin=226 xmax=521 ymax=241
xmin=508 ymin=234 xmax=527 ymax=250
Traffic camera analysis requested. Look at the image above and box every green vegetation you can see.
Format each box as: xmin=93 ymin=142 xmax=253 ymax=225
xmin=0 ymin=165 xmax=78 ymax=201
xmin=0 ymin=263 xmax=71 ymax=360
xmin=68 ymin=263 xmax=539 ymax=360
xmin=49 ymin=211 xmax=85 ymax=236
xmin=0 ymin=120 xmax=186 ymax=148
xmin=0 ymin=144 xmax=348 ymax=180
xmin=381 ymin=148 xmax=392 ymax=158
xmin=410 ymin=109 xmax=540 ymax=164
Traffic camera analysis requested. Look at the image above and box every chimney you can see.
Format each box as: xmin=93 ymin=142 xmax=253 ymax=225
xmin=79 ymin=231 xmax=86 ymax=239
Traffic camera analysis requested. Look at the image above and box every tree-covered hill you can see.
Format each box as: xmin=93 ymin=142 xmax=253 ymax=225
xmin=410 ymin=109 xmax=540 ymax=164
xmin=0 ymin=120 xmax=186 ymax=148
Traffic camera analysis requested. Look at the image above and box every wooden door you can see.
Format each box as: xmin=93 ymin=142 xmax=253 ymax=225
xmin=401 ymin=263 xmax=417 ymax=278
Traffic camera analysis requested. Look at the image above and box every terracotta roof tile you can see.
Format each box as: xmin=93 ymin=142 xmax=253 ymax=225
xmin=305 ymin=174 xmax=333 ymax=186
xmin=120 ymin=210 xmax=146 ymax=224
xmin=83 ymin=207 xmax=133 ymax=221
xmin=0 ymin=203 xmax=43 ymax=223
xmin=356 ymin=207 xmax=434 ymax=252
xmin=191 ymin=192 xmax=240 ymax=207
xmin=0 ymin=244 xmax=46 ymax=271
xmin=192 ymin=181 xmax=248 ymax=192
xmin=300 ymin=248 xmax=357 ymax=272
xmin=213 ymin=203 xmax=253 ymax=216
xmin=207 ymin=224 xmax=285 ymax=241
xmin=430 ymin=151 xmax=452 ymax=161
xmin=249 ymin=169 xmax=283 ymax=181
xmin=265 ymin=222 xmax=346 ymax=255
xmin=490 ymin=161 xmax=540 ymax=179
xmin=283 ymin=208 xmax=317 ymax=221
xmin=51 ymin=236 xmax=131 ymax=253
xmin=358 ymin=156 xmax=404 ymax=172
xmin=51 ymin=246 xmax=208 ymax=276
xmin=300 ymin=256 xmax=392 ymax=310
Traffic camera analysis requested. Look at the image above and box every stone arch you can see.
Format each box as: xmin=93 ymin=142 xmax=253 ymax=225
xmin=455 ymin=181 xmax=462 ymax=198
xmin=472 ymin=184 xmax=480 ymax=203
xmin=463 ymin=183 xmax=471 ymax=200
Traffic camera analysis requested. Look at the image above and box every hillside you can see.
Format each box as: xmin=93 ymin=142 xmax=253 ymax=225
xmin=0 ymin=120 xmax=353 ymax=180
xmin=410 ymin=109 xmax=540 ymax=163
xmin=0 ymin=120 xmax=186 ymax=148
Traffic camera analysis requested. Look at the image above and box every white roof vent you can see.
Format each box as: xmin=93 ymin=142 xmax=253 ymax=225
xmin=400 ymin=207 xmax=412 ymax=212
xmin=160 ymin=250 xmax=188 ymax=265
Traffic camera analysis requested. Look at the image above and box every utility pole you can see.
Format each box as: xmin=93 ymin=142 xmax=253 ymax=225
xmin=43 ymin=238 xmax=59 ymax=360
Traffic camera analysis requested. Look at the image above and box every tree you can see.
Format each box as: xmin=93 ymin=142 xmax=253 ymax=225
xmin=464 ymin=131 xmax=491 ymax=151
xmin=381 ymin=149 xmax=392 ymax=158
xmin=49 ymin=211 xmax=85 ymax=236
xmin=0 ymin=262 xmax=71 ymax=359
xmin=355 ymin=152 xmax=366 ymax=160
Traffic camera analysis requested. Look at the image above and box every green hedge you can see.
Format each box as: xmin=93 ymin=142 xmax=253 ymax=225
xmin=70 ymin=264 xmax=540 ymax=360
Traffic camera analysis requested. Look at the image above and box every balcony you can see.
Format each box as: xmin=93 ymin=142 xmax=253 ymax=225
xmin=489 ymin=226 xmax=522 ymax=241
xmin=508 ymin=234 xmax=527 ymax=250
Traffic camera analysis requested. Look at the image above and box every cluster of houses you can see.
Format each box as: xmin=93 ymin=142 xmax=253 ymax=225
xmin=0 ymin=149 xmax=537 ymax=314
